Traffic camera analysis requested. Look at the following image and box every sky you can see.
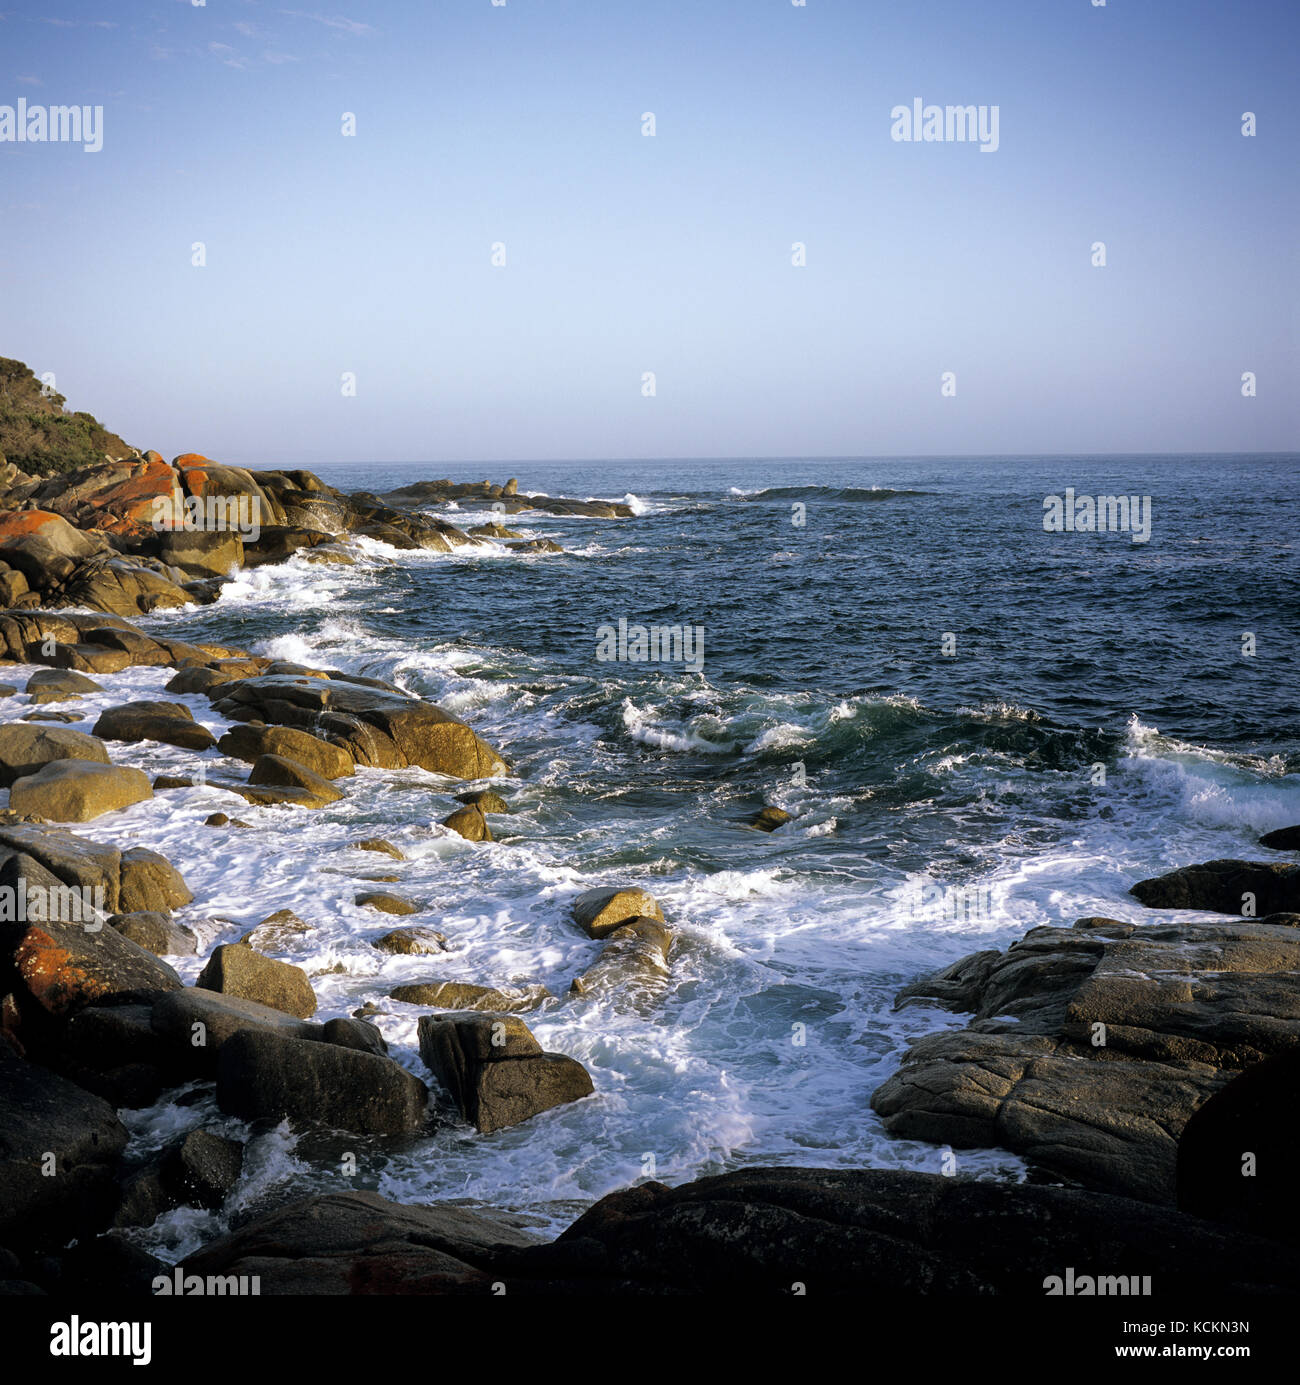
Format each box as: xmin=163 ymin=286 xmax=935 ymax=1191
xmin=1 ymin=0 xmax=1297 ymax=468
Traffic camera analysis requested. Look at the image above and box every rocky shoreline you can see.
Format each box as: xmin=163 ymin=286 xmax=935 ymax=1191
xmin=1 ymin=449 xmax=1298 ymax=1295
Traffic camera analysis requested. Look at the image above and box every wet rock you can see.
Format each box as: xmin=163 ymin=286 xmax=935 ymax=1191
xmin=92 ymin=701 xmax=217 ymax=752
xmin=24 ymin=668 xmax=101 ymax=704
xmin=1131 ymin=858 xmax=1300 ymax=915
xmin=159 ymin=1129 xmax=244 ymax=1210
xmin=1259 ymin=825 xmax=1300 ymax=851
xmin=208 ymin=674 xmax=506 ymax=780
xmin=247 ymin=753 xmax=344 ymax=805
xmin=749 ymin=805 xmax=792 ymax=832
xmin=506 ymin=538 xmax=564 ymax=555
xmin=454 ymin=789 xmax=510 ymax=814
xmin=871 ymin=915 xmax=1300 ymax=1203
xmin=0 ymin=1053 xmax=127 ymax=1249
xmin=196 ymin=944 xmax=318 ymax=1020
xmin=571 ymin=918 xmax=672 ymax=999
xmin=150 ymin=988 xmax=319 ymax=1076
xmin=352 ymin=837 xmax=404 ymax=859
xmin=391 ymin=981 xmax=550 ymax=1012
xmin=216 ymin=1030 xmax=428 ymax=1136
xmin=238 ymin=908 xmax=312 ymax=952
xmin=373 ymin=926 xmax=448 ymax=955
xmin=355 ymin=892 xmax=419 ymax=916
xmin=441 ymin=804 xmax=492 ymax=842
xmin=0 ymin=724 xmax=110 ymax=788
xmin=109 ymin=911 xmax=197 ymax=957
xmin=118 ymin=847 xmax=193 ymax=913
xmin=571 ymin=885 xmax=665 ymax=941
xmin=417 ymin=1012 xmax=593 ymax=1134
xmin=164 ymin=666 xmax=226 ymax=695
xmin=469 ymin=523 xmax=523 ymax=540
xmin=9 ymin=761 xmax=153 ymax=822
xmin=218 ymin=723 xmax=354 ymax=779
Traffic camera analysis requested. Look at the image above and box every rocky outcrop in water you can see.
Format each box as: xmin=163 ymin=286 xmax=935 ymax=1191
xmin=871 ymin=912 xmax=1300 ymax=1204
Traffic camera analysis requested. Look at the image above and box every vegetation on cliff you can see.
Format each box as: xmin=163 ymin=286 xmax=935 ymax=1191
xmin=0 ymin=356 xmax=133 ymax=477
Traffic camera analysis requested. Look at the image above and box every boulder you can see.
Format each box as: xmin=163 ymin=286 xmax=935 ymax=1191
xmin=0 ymin=824 xmax=123 ymax=911
xmin=0 ymin=1053 xmax=127 ymax=1249
xmin=417 ymin=1012 xmax=593 ymax=1134
xmin=373 ymin=926 xmax=448 ymax=956
xmin=1 ymin=854 xmax=181 ymax=1016
xmin=247 ymin=754 xmax=344 ymax=804
xmin=59 ymin=556 xmax=192 ymax=617
xmin=0 ymin=510 xmax=102 ymax=586
xmin=218 ymin=724 xmax=354 ymax=779
xmin=749 ymin=805 xmax=792 ymax=832
xmin=92 ymin=701 xmax=217 ymax=752
xmin=207 ymin=675 xmax=506 ymax=780
xmin=109 ymin=911 xmax=197 ymax=957
xmin=0 ymin=724 xmax=110 ymax=788
xmin=9 ymin=761 xmax=153 ymax=822
xmin=1260 ymin=825 xmax=1300 ymax=851
xmin=164 ymin=666 xmax=226 ymax=695
xmin=571 ymin=885 xmax=666 ymax=941
xmin=156 ymin=529 xmax=243 ymax=578
xmin=150 ymin=988 xmax=319 ymax=1076
xmin=24 ymin=668 xmax=101 ymax=704
xmin=118 ymin=847 xmax=193 ymax=912
xmin=216 ymin=1030 xmax=428 ymax=1136
xmin=391 ymin=981 xmax=550 ymax=1012
xmin=1131 ymin=859 xmax=1300 ymax=915
xmin=320 ymin=1016 xmax=387 ymax=1057
xmin=159 ymin=1129 xmax=244 ymax=1211
xmin=178 ymin=1188 xmax=539 ymax=1293
xmin=196 ymin=944 xmax=317 ymax=1019
xmin=440 ymin=804 xmax=492 ymax=842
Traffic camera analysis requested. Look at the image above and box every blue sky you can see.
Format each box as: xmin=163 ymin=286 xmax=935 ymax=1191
xmin=1 ymin=0 xmax=1296 ymax=467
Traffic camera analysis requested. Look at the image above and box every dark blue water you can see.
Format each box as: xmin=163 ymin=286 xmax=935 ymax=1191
xmin=122 ymin=454 xmax=1300 ymax=1248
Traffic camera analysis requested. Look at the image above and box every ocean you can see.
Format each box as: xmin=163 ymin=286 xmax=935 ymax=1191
xmin=73 ymin=453 xmax=1299 ymax=1257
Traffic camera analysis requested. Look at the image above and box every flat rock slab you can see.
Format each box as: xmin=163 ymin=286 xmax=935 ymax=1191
xmin=873 ymin=915 xmax=1300 ymax=1203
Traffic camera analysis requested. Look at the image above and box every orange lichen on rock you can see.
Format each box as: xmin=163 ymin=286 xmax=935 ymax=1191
xmin=14 ymin=928 xmax=110 ymax=1015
